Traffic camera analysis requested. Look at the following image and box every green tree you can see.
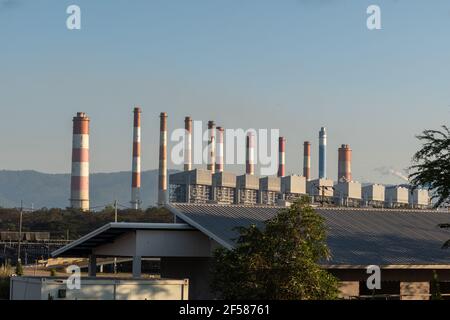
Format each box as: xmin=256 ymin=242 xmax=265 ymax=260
xmin=210 ymin=198 xmax=339 ymax=300
xmin=409 ymin=126 xmax=450 ymax=207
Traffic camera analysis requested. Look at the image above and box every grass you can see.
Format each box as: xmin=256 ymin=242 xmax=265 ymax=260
xmin=0 ymin=263 xmax=12 ymax=300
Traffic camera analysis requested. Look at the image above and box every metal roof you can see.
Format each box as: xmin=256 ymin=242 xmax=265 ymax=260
xmin=167 ymin=204 xmax=450 ymax=266
xmin=52 ymin=223 xmax=194 ymax=257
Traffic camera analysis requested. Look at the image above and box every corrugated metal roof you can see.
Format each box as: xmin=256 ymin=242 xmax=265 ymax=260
xmin=168 ymin=204 xmax=450 ymax=266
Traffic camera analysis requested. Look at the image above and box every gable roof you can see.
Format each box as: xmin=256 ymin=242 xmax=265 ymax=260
xmin=167 ymin=203 xmax=450 ymax=266
xmin=52 ymin=222 xmax=194 ymax=257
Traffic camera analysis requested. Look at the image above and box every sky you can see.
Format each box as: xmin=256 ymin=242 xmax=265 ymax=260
xmin=0 ymin=0 xmax=449 ymax=184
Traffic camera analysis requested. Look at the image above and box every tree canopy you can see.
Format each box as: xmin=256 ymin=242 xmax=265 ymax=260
xmin=409 ymin=125 xmax=450 ymax=207
xmin=210 ymin=198 xmax=339 ymax=300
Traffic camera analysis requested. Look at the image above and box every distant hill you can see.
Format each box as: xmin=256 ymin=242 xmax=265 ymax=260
xmin=0 ymin=170 xmax=176 ymax=209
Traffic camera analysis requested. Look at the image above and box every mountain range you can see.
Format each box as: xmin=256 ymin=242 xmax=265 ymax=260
xmin=0 ymin=170 xmax=174 ymax=209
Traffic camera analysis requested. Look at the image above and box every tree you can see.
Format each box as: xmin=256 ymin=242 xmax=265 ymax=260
xmin=409 ymin=126 xmax=450 ymax=207
xmin=210 ymin=197 xmax=339 ymax=300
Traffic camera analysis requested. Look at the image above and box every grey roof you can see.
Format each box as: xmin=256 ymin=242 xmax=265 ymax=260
xmin=167 ymin=204 xmax=450 ymax=266
xmin=52 ymin=223 xmax=194 ymax=257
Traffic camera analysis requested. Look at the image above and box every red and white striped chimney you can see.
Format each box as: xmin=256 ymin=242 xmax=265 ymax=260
xmin=184 ymin=116 xmax=192 ymax=171
xmin=277 ymin=137 xmax=286 ymax=178
xmin=246 ymin=132 xmax=255 ymax=175
xmin=131 ymin=107 xmax=141 ymax=209
xmin=158 ymin=112 xmax=168 ymax=206
xmin=303 ymin=141 xmax=311 ymax=181
xmin=70 ymin=112 xmax=90 ymax=211
xmin=338 ymin=144 xmax=352 ymax=183
xmin=216 ymin=126 xmax=224 ymax=173
xmin=207 ymin=120 xmax=216 ymax=173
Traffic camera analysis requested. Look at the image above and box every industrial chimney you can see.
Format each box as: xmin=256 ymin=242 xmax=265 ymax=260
xmin=216 ymin=126 xmax=224 ymax=173
xmin=70 ymin=112 xmax=90 ymax=211
xmin=277 ymin=137 xmax=286 ymax=177
xmin=158 ymin=112 xmax=168 ymax=206
xmin=246 ymin=132 xmax=255 ymax=175
xmin=338 ymin=144 xmax=352 ymax=182
xmin=184 ymin=116 xmax=192 ymax=171
xmin=319 ymin=127 xmax=327 ymax=179
xmin=303 ymin=141 xmax=311 ymax=181
xmin=207 ymin=121 xmax=216 ymax=173
xmin=131 ymin=107 xmax=142 ymax=209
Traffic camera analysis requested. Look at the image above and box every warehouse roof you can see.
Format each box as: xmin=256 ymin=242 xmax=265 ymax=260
xmin=52 ymin=222 xmax=194 ymax=257
xmin=167 ymin=204 xmax=450 ymax=266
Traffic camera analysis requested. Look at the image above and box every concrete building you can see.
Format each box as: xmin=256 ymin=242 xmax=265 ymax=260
xmin=169 ymin=169 xmax=212 ymax=204
xmin=52 ymin=205 xmax=450 ymax=300
xmin=236 ymin=174 xmax=259 ymax=205
xmin=410 ymin=189 xmax=430 ymax=209
xmin=281 ymin=175 xmax=307 ymax=201
xmin=212 ymin=171 xmax=236 ymax=204
xmin=362 ymin=184 xmax=385 ymax=207
xmin=386 ymin=186 xmax=409 ymax=208
xmin=259 ymin=176 xmax=281 ymax=205
xmin=334 ymin=181 xmax=362 ymax=207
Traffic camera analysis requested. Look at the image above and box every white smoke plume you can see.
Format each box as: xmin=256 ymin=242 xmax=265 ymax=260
xmin=374 ymin=166 xmax=409 ymax=182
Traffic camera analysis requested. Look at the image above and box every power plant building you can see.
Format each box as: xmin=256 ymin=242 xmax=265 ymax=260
xmin=281 ymin=175 xmax=307 ymax=201
xmin=385 ymin=186 xmax=409 ymax=207
xmin=259 ymin=176 xmax=281 ymax=205
xmin=362 ymin=184 xmax=386 ymax=206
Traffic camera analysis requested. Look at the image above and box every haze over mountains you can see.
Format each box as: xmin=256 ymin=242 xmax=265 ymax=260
xmin=0 ymin=170 xmax=172 ymax=209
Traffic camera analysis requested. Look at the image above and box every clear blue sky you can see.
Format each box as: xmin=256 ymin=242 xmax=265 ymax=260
xmin=0 ymin=0 xmax=448 ymax=184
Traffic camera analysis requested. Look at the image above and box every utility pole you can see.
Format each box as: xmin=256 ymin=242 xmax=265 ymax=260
xmin=113 ymin=199 xmax=118 ymax=274
xmin=17 ymin=200 xmax=23 ymax=265
xmin=114 ymin=199 xmax=118 ymax=223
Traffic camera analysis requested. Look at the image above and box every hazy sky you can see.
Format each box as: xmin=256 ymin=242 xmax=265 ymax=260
xmin=0 ymin=0 xmax=448 ymax=184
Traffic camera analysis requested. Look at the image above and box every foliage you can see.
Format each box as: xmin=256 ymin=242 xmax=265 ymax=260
xmin=0 ymin=263 xmax=12 ymax=299
xmin=0 ymin=206 xmax=173 ymax=240
xmin=211 ymin=197 xmax=339 ymax=300
xmin=409 ymin=126 xmax=450 ymax=207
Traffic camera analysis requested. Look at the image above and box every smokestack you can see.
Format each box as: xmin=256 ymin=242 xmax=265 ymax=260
xmin=319 ymin=127 xmax=327 ymax=179
xmin=246 ymin=132 xmax=255 ymax=175
xmin=207 ymin=121 xmax=216 ymax=173
xmin=70 ymin=112 xmax=90 ymax=211
xmin=184 ymin=116 xmax=192 ymax=171
xmin=277 ymin=137 xmax=286 ymax=177
xmin=216 ymin=126 xmax=224 ymax=173
xmin=338 ymin=144 xmax=352 ymax=183
xmin=158 ymin=112 xmax=168 ymax=206
xmin=131 ymin=107 xmax=142 ymax=209
xmin=303 ymin=141 xmax=311 ymax=181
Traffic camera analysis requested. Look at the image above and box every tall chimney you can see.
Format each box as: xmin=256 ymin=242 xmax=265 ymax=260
xmin=216 ymin=126 xmax=224 ymax=173
xmin=184 ymin=116 xmax=192 ymax=171
xmin=207 ymin=120 xmax=216 ymax=173
xmin=338 ymin=144 xmax=352 ymax=182
xmin=319 ymin=127 xmax=327 ymax=179
xmin=131 ymin=107 xmax=141 ymax=209
xmin=70 ymin=112 xmax=90 ymax=211
xmin=158 ymin=112 xmax=168 ymax=206
xmin=277 ymin=137 xmax=286 ymax=177
xmin=303 ymin=141 xmax=311 ymax=181
xmin=246 ymin=132 xmax=255 ymax=175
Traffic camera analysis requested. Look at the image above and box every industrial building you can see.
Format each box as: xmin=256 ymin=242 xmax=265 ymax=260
xmin=66 ymin=110 xmax=431 ymax=210
xmin=50 ymin=205 xmax=450 ymax=300
xmin=51 ymin=110 xmax=445 ymax=300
